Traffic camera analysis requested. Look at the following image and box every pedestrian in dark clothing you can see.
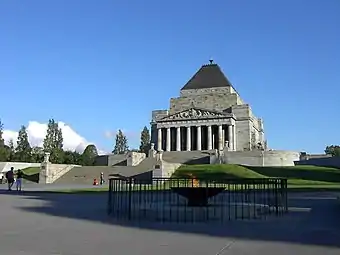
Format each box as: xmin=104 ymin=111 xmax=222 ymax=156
xmin=16 ymin=169 xmax=23 ymax=191
xmin=5 ymin=167 xmax=15 ymax=191
xmin=100 ymin=172 xmax=105 ymax=185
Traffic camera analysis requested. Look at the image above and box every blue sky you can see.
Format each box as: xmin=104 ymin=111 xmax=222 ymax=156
xmin=0 ymin=0 xmax=339 ymax=153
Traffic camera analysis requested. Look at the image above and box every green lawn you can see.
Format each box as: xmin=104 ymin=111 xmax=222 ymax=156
xmin=22 ymin=167 xmax=41 ymax=175
xmin=21 ymin=167 xmax=41 ymax=183
xmin=15 ymin=164 xmax=340 ymax=193
xmin=173 ymin=164 xmax=340 ymax=189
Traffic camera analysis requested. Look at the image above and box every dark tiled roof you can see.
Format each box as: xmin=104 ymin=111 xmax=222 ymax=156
xmin=181 ymin=63 xmax=233 ymax=90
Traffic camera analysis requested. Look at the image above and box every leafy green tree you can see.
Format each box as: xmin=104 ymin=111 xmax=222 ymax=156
xmin=139 ymin=126 xmax=150 ymax=155
xmin=112 ymin=130 xmax=128 ymax=154
xmin=15 ymin=125 xmax=32 ymax=162
xmin=63 ymin=150 xmax=82 ymax=165
xmin=7 ymin=139 xmax=15 ymax=161
xmin=0 ymin=119 xmax=9 ymax=161
xmin=325 ymin=145 xmax=340 ymax=157
xmin=81 ymin=144 xmax=98 ymax=166
xmin=31 ymin=146 xmax=45 ymax=163
xmin=43 ymin=119 xmax=64 ymax=163
xmin=0 ymin=119 xmax=4 ymax=147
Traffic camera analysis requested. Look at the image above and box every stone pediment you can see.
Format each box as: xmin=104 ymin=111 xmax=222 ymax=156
xmin=160 ymin=108 xmax=227 ymax=121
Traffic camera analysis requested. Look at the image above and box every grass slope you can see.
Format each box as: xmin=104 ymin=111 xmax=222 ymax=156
xmin=21 ymin=167 xmax=41 ymax=183
xmin=174 ymin=164 xmax=340 ymax=189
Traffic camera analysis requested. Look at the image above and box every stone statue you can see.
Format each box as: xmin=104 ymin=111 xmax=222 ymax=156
xmin=218 ymin=150 xmax=224 ymax=164
xmin=156 ymin=151 xmax=163 ymax=161
xmin=44 ymin=152 xmax=50 ymax=163
xmin=148 ymin=143 xmax=156 ymax=158
xmin=224 ymin=141 xmax=229 ymax=151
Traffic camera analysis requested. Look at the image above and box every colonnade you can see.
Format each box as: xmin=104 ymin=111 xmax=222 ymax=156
xmin=157 ymin=124 xmax=235 ymax=152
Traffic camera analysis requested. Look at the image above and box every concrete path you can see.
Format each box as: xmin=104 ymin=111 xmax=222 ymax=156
xmin=0 ymin=188 xmax=339 ymax=254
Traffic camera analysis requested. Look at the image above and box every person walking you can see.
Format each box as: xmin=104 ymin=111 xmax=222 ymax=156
xmin=16 ymin=169 xmax=23 ymax=191
xmin=100 ymin=172 xmax=105 ymax=185
xmin=5 ymin=167 xmax=15 ymax=191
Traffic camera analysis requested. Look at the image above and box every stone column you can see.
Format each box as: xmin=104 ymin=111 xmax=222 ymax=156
xmin=218 ymin=125 xmax=223 ymax=150
xmin=197 ymin=126 xmax=202 ymax=151
xmin=186 ymin=126 xmax=191 ymax=151
xmin=233 ymin=125 xmax=236 ymax=151
xmin=176 ymin=127 xmax=181 ymax=151
xmin=166 ymin=128 xmax=171 ymax=151
xmin=228 ymin=125 xmax=233 ymax=151
xmin=207 ymin=125 xmax=212 ymax=150
xmin=39 ymin=152 xmax=51 ymax=184
xmin=157 ymin=128 xmax=162 ymax=151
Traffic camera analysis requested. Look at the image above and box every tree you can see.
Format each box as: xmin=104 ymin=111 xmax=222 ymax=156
xmin=112 ymin=130 xmax=128 ymax=154
xmin=325 ymin=145 xmax=340 ymax=157
xmin=15 ymin=125 xmax=32 ymax=162
xmin=0 ymin=119 xmax=4 ymax=147
xmin=81 ymin=144 xmax=98 ymax=166
xmin=7 ymin=139 xmax=15 ymax=161
xmin=31 ymin=146 xmax=45 ymax=163
xmin=43 ymin=119 xmax=64 ymax=163
xmin=63 ymin=150 xmax=82 ymax=165
xmin=0 ymin=119 xmax=9 ymax=161
xmin=139 ymin=126 xmax=150 ymax=155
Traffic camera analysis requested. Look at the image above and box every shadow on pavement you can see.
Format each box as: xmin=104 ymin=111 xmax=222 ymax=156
xmin=2 ymin=189 xmax=340 ymax=249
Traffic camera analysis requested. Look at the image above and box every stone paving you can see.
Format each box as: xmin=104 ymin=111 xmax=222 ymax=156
xmin=0 ymin=186 xmax=340 ymax=255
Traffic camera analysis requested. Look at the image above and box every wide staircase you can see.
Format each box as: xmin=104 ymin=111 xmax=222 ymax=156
xmin=54 ymin=151 xmax=213 ymax=185
xmin=162 ymin=150 xmax=213 ymax=164
xmin=54 ymin=157 xmax=157 ymax=185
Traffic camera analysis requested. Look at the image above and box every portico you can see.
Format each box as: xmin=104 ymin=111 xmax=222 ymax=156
xmin=155 ymin=108 xmax=236 ymax=151
xmin=150 ymin=61 xmax=265 ymax=152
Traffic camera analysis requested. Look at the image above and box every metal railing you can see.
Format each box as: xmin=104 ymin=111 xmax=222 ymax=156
xmin=107 ymin=177 xmax=288 ymax=223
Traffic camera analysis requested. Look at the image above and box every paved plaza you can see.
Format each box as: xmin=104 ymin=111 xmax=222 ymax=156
xmin=0 ymin=187 xmax=340 ymax=255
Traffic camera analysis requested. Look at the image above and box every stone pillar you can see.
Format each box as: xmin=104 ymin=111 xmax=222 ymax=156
xmin=176 ymin=127 xmax=181 ymax=151
xmin=148 ymin=143 xmax=156 ymax=158
xmin=44 ymin=152 xmax=50 ymax=163
xmin=207 ymin=125 xmax=212 ymax=150
xmin=197 ymin=126 xmax=202 ymax=151
xmin=166 ymin=128 xmax=171 ymax=151
xmin=228 ymin=125 xmax=233 ymax=151
xmin=186 ymin=126 xmax=191 ymax=151
xmin=233 ymin=125 xmax=236 ymax=151
xmin=157 ymin=128 xmax=162 ymax=151
xmin=218 ymin=125 xmax=223 ymax=150
xmin=39 ymin=152 xmax=51 ymax=184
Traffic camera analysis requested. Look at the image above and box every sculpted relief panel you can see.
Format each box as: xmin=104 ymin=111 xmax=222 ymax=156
xmin=161 ymin=108 xmax=226 ymax=121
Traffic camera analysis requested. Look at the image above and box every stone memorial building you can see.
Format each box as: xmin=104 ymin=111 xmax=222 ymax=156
xmin=150 ymin=60 xmax=265 ymax=152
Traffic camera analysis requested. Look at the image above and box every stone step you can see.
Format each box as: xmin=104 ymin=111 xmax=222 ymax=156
xmin=54 ymin=158 xmax=157 ymax=185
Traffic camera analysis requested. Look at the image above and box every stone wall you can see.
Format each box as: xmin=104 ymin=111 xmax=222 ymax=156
xmin=0 ymin=162 xmax=41 ymax=172
xmin=152 ymin=152 xmax=182 ymax=178
xmin=39 ymin=162 xmax=80 ymax=184
xmin=94 ymin=154 xmax=127 ymax=166
xmin=170 ymin=93 xmax=239 ymax=114
xmin=295 ymin=157 xmax=340 ymax=168
xmin=126 ymin=152 xmax=146 ymax=166
xmin=221 ymin=150 xmax=300 ymax=166
xmin=235 ymin=120 xmax=252 ymax=151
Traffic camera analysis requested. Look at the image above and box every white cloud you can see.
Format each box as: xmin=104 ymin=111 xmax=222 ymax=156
xmin=3 ymin=121 xmax=106 ymax=155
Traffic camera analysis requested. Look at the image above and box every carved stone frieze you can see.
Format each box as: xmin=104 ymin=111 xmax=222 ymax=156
xmin=160 ymin=108 xmax=226 ymax=121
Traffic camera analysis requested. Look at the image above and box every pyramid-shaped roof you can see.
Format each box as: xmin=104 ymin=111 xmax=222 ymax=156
xmin=181 ymin=63 xmax=233 ymax=90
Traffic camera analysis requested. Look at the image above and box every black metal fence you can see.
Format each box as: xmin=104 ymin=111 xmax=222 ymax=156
xmin=107 ymin=177 xmax=288 ymax=223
